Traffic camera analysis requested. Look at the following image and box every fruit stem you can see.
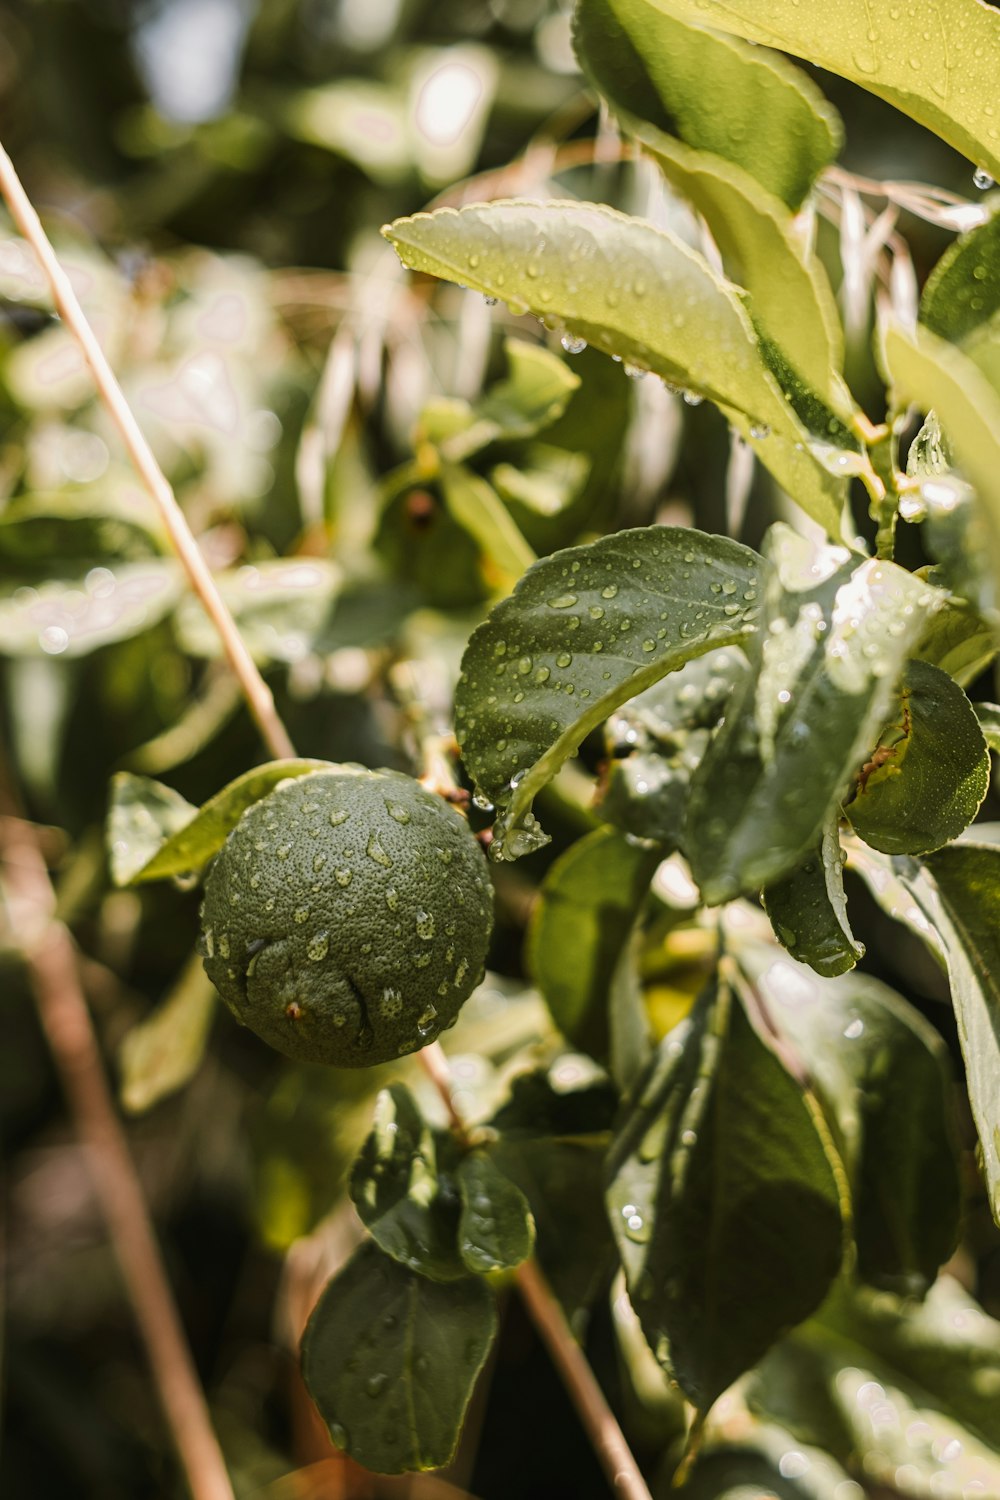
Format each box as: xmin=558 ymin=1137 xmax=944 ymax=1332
xmin=0 ymin=140 xmax=295 ymax=764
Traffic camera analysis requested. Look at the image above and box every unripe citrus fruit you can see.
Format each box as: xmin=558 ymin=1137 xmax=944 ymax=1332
xmin=199 ymin=769 xmax=493 ymax=1066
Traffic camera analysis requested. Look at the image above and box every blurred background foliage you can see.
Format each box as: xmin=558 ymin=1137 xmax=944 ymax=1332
xmin=0 ymin=0 xmax=997 ymax=1496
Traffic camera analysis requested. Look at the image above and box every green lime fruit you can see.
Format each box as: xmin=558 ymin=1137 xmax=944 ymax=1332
xmin=199 ymin=768 xmax=493 ymax=1067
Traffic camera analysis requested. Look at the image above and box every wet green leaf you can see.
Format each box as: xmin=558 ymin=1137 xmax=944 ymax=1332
xmin=762 ymin=814 xmax=864 ymax=978
xmin=846 ymin=659 xmax=989 ymax=855
xmin=687 ymin=534 xmax=943 ymax=902
xmin=453 ymin=525 xmax=766 ymax=861
xmin=349 ymin=1084 xmax=466 ymax=1282
xmin=526 ymin=827 xmax=661 ymax=1062
xmin=385 ymin=202 xmax=848 ymax=534
xmin=572 ymin=0 xmax=842 ymax=208
xmin=456 ymin=1150 xmax=534 ymax=1274
xmin=647 ymin=0 xmax=1000 ymax=184
xmin=607 ymin=975 xmax=843 ymax=1409
xmin=735 ymin=942 xmax=960 ymax=1296
xmin=119 ymin=955 xmax=216 ymax=1114
xmin=110 ymin=760 xmax=334 ymax=884
xmin=302 ymin=1240 xmax=497 ymax=1474
xmin=914 ymin=597 xmax=997 ymax=687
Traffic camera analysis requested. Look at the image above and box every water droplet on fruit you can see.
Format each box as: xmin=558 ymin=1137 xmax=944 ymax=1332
xmin=308 ymin=932 xmax=330 ymax=961
xmin=335 ymin=868 xmax=352 ymax=887
xmin=367 ymin=832 xmax=393 ymax=868
xmin=416 ymin=909 xmax=435 ymax=940
xmin=385 ymin=802 xmax=411 ymax=824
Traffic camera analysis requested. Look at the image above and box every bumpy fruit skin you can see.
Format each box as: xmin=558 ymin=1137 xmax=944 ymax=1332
xmin=199 ymin=769 xmax=493 ymax=1067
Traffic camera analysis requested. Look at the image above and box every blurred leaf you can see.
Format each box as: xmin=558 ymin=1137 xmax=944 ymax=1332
xmin=490 ymin=446 xmax=590 ymax=520
xmin=846 ymin=659 xmax=989 ymax=855
xmin=975 ymin=701 xmax=1000 ymax=752
xmin=386 ymin=201 xmax=848 ymax=534
xmin=349 ymin=1084 xmax=466 ymax=1283
xmin=435 ymin=339 xmax=581 ymax=463
xmin=107 ymin=771 xmax=198 ymax=885
xmin=572 ymin=0 xmax=842 ymax=208
xmin=884 ymin=323 xmax=1000 ymax=594
xmin=915 ymin=596 xmax=997 ymax=686
xmin=0 ymin=503 xmax=160 ymax=577
xmin=677 ymin=1421 xmax=858 ymax=1500
xmin=0 ymin=561 xmax=181 ymax=658
xmin=175 ymin=560 xmax=342 ymax=665
xmin=284 ymin=81 xmax=410 ymax=184
xmin=734 ymin=942 xmax=960 ymax=1296
xmin=762 ymin=815 xmax=863 ymax=978
xmin=456 ymin=1150 xmax=534 ymax=1274
xmin=687 ymin=539 xmax=942 ymax=902
xmin=119 ymin=954 xmax=216 ymax=1114
xmin=526 ymin=826 xmax=661 ymax=1062
xmin=109 ymin=760 xmax=334 ymax=885
xmin=301 ymin=1240 xmax=497 ymax=1474
xmin=648 ymin=0 xmax=1000 ymax=183
xmin=606 ymin=976 xmax=843 ymax=1409
xmin=439 ymin=466 xmax=535 ymax=581
xmin=921 ymin=201 xmax=1000 ymax=392
xmin=453 ymin=525 xmax=766 ymax=861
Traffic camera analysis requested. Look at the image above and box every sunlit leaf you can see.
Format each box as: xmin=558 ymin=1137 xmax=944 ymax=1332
xmin=302 ymin=1240 xmax=497 ymax=1474
xmin=921 ymin=200 xmax=1000 ymax=393
xmin=174 ymin=559 xmax=342 ymax=665
xmin=645 ymin=0 xmax=1000 ymax=183
xmin=107 ymin=771 xmax=197 ymax=886
xmin=0 ymin=560 xmax=181 ymax=658
xmin=439 ymin=466 xmax=536 ymax=581
xmin=386 ymin=201 xmax=848 ymax=535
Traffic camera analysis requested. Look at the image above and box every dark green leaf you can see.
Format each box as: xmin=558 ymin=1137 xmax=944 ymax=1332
xmin=687 ymin=531 xmax=942 ymax=902
xmin=735 ymin=942 xmax=960 ymax=1296
xmin=456 ymin=1150 xmax=534 ymax=1274
xmin=349 ymin=1084 xmax=466 ymax=1282
xmin=647 ymin=0 xmax=1000 ymax=184
xmin=849 ymin=839 xmax=1000 ymax=1224
xmin=762 ymin=815 xmax=864 ymax=978
xmin=302 ymin=1240 xmax=497 ymax=1474
xmin=846 ymin=659 xmax=989 ymax=855
xmin=385 ymin=202 xmax=849 ymax=534
xmin=572 ymin=0 xmax=842 ymax=209
xmin=526 ymin=826 xmax=661 ymax=1062
xmin=111 ymin=760 xmax=335 ymax=884
xmin=453 ymin=525 xmax=767 ymax=861
xmin=607 ymin=975 xmax=843 ymax=1409
xmin=915 ymin=596 xmax=997 ymax=686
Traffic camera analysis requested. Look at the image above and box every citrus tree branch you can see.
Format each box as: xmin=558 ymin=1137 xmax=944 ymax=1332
xmin=0 ymin=811 xmax=236 ymax=1500
xmin=0 ymin=141 xmax=294 ymax=762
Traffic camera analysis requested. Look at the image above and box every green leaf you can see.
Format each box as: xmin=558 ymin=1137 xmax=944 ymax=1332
xmin=921 ymin=201 xmax=1000 ymax=392
xmin=687 ymin=532 xmax=944 ymax=902
xmin=762 ymin=814 xmax=864 ymax=978
xmin=914 ymin=596 xmax=997 ymax=687
xmin=490 ymin=446 xmax=591 ymax=520
xmin=349 ymin=1084 xmax=466 ymax=1282
xmin=439 ymin=466 xmax=536 ymax=581
xmin=734 ymin=942 xmax=960 ymax=1296
xmin=174 ymin=559 xmax=342 ymax=665
xmin=0 ymin=560 xmax=181 ymax=658
xmin=606 ymin=975 xmax=843 ymax=1409
xmin=904 ymin=410 xmax=1000 ymax=625
xmin=849 ymin=840 xmax=1000 ymax=1224
xmin=424 ymin=338 xmax=582 ymax=464
xmin=644 ymin=0 xmax=1000 ymax=184
xmin=119 ymin=955 xmax=216 ymax=1115
xmin=572 ymin=0 xmax=842 ymax=209
xmin=453 ymin=525 xmax=767 ymax=861
xmin=846 ymin=658 xmax=989 ymax=855
xmin=107 ymin=772 xmax=198 ymax=886
xmin=975 ymin=701 xmax=1000 ymax=752
xmin=526 ymin=826 xmax=662 ymax=1062
xmin=109 ymin=760 xmax=335 ymax=885
xmin=302 ymin=1240 xmax=497 ymax=1474
xmin=599 ymin=648 xmax=749 ymax=849
xmin=456 ymin=1151 xmax=535 ymax=1274
xmin=883 ymin=322 xmax=1000 ymax=592
xmin=385 ymin=201 xmax=848 ymax=535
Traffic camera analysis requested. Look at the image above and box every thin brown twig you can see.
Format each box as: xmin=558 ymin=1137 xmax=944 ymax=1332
xmin=0 ymin=140 xmax=294 ymax=762
xmin=0 ymin=811 xmax=236 ymax=1500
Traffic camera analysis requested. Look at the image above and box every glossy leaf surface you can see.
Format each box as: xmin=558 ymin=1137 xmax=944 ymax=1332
xmin=456 ymin=1150 xmax=535 ymax=1274
xmin=762 ymin=815 xmax=863 ymax=977
xmin=302 ymin=1241 xmax=496 ymax=1473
